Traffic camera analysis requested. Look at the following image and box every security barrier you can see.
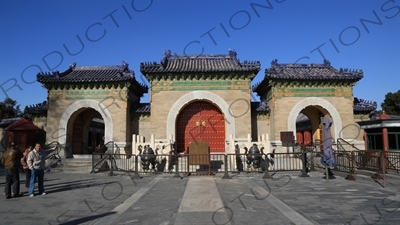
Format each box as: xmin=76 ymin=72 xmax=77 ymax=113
xmin=91 ymin=151 xmax=311 ymax=179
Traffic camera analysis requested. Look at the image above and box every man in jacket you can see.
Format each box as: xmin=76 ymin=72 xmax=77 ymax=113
xmin=1 ymin=142 xmax=23 ymax=199
xmin=27 ymin=143 xmax=54 ymax=197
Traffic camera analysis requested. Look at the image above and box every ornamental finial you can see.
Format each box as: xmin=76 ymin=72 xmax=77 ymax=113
xmin=122 ymin=61 xmax=129 ymax=69
xmin=163 ymin=49 xmax=171 ymax=58
xmin=228 ymin=49 xmax=237 ymax=58
xmin=161 ymin=50 xmax=171 ymax=68
xmin=70 ymin=62 xmax=76 ymax=69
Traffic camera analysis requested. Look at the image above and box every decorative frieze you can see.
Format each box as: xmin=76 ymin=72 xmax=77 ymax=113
xmin=151 ymin=79 xmax=250 ymax=91
xmin=270 ymin=85 xmax=353 ymax=98
xmin=48 ymin=86 xmax=136 ymax=101
xmin=65 ymin=90 xmax=109 ymax=95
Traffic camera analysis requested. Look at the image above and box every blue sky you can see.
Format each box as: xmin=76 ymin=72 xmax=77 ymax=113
xmin=0 ymin=0 xmax=399 ymax=110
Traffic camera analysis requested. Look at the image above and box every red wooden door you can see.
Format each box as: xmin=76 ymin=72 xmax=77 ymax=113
xmin=72 ymin=115 xmax=84 ymax=154
xmin=176 ymin=101 xmax=225 ymax=153
xmin=302 ymin=130 xmax=312 ymax=145
xmin=296 ymin=131 xmax=304 ymax=145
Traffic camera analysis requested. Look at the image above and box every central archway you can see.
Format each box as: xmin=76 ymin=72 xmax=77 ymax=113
xmin=176 ymin=100 xmax=225 ymax=153
xmin=166 ymin=91 xmax=235 ymax=142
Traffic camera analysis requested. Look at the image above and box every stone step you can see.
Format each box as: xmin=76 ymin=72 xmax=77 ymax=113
xmin=49 ymin=166 xmax=92 ymax=173
xmin=58 ymin=158 xmax=92 ymax=165
xmin=47 ymin=158 xmax=93 ymax=173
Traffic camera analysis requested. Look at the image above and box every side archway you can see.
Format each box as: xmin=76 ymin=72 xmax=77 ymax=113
xmin=58 ymin=99 xmax=113 ymax=145
xmin=288 ymin=97 xmax=342 ymax=140
xmin=167 ymin=91 xmax=235 ymax=140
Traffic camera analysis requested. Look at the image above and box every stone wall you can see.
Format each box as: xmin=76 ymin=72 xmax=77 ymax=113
xmin=150 ymin=89 xmax=252 ymax=140
xmin=46 ymin=88 xmax=131 ymax=147
xmin=270 ymin=96 xmax=357 ymax=141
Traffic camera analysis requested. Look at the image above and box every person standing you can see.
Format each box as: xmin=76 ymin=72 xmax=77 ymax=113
xmin=21 ymin=146 xmax=33 ymax=189
xmin=1 ymin=143 xmax=23 ymax=199
xmin=27 ymin=143 xmax=54 ymax=197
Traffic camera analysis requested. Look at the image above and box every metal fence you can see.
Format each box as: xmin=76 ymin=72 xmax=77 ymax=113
xmin=333 ymin=150 xmax=400 ymax=181
xmin=387 ymin=151 xmax=400 ymax=172
xmin=43 ymin=141 xmax=63 ymax=170
xmin=333 ymin=151 xmax=352 ymax=173
xmin=91 ymin=151 xmax=312 ymax=178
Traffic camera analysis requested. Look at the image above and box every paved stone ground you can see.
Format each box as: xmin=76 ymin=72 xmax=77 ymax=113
xmin=0 ymin=168 xmax=399 ymax=225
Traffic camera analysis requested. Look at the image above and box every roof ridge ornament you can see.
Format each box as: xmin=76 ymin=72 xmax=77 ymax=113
xmin=271 ymin=59 xmax=278 ymax=66
xmin=122 ymin=61 xmax=129 ymax=71
xmin=323 ymin=59 xmax=331 ymax=66
xmin=228 ymin=49 xmax=237 ymax=59
xmin=70 ymin=62 xmax=76 ymax=69
xmin=161 ymin=49 xmax=171 ymax=68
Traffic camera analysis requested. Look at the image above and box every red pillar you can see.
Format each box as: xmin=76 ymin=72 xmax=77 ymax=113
xmin=296 ymin=131 xmax=303 ymax=145
xmin=382 ymin=128 xmax=389 ymax=169
xmin=382 ymin=128 xmax=389 ymax=151
xmin=304 ymin=130 xmax=312 ymax=145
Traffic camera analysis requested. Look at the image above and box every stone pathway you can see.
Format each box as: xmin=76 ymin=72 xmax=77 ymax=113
xmin=0 ymin=169 xmax=399 ymax=225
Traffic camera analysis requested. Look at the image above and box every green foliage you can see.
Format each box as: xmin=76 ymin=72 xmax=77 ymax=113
xmin=381 ymin=90 xmax=400 ymax=115
xmin=0 ymin=98 xmax=22 ymax=119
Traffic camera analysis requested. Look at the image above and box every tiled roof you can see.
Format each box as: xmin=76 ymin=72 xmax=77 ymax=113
xmin=266 ymin=59 xmax=363 ymax=80
xmin=5 ymin=118 xmax=41 ymax=131
xmin=0 ymin=117 xmax=21 ymax=128
xmin=369 ymin=111 xmax=400 ymax=120
xmin=37 ymin=61 xmax=144 ymax=84
xmin=378 ymin=112 xmax=399 ymax=119
xmin=253 ymin=59 xmax=363 ymax=92
xmin=140 ymin=49 xmax=261 ymax=74
xmin=24 ymin=101 xmax=48 ymax=117
xmin=251 ymin=101 xmax=269 ymax=112
xmin=353 ymin=98 xmax=377 ymax=113
xmin=135 ymin=103 xmax=150 ymax=113
xmin=296 ymin=113 xmax=310 ymax=123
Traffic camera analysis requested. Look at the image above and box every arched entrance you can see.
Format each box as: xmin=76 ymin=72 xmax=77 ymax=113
xmin=295 ymin=106 xmax=329 ymax=145
xmin=58 ymin=99 xmax=113 ymax=154
xmin=288 ymin=97 xmax=342 ymax=141
xmin=176 ymin=100 xmax=225 ymax=153
xmin=166 ymin=91 xmax=235 ymax=142
xmin=57 ymin=99 xmax=113 ymax=157
xmin=68 ymin=108 xmax=105 ymax=154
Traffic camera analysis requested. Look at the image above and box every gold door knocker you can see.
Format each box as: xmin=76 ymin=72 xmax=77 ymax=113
xmin=196 ymin=121 xmax=206 ymax=127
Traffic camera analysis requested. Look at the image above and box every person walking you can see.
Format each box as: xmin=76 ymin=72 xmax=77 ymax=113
xmin=1 ymin=143 xmax=23 ymax=199
xmin=27 ymin=143 xmax=54 ymax=197
xmin=21 ymin=146 xmax=33 ymax=189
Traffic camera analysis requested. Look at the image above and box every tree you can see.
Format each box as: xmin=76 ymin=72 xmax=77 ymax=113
xmin=0 ymin=98 xmax=22 ymax=119
xmin=381 ymin=90 xmax=400 ymax=115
